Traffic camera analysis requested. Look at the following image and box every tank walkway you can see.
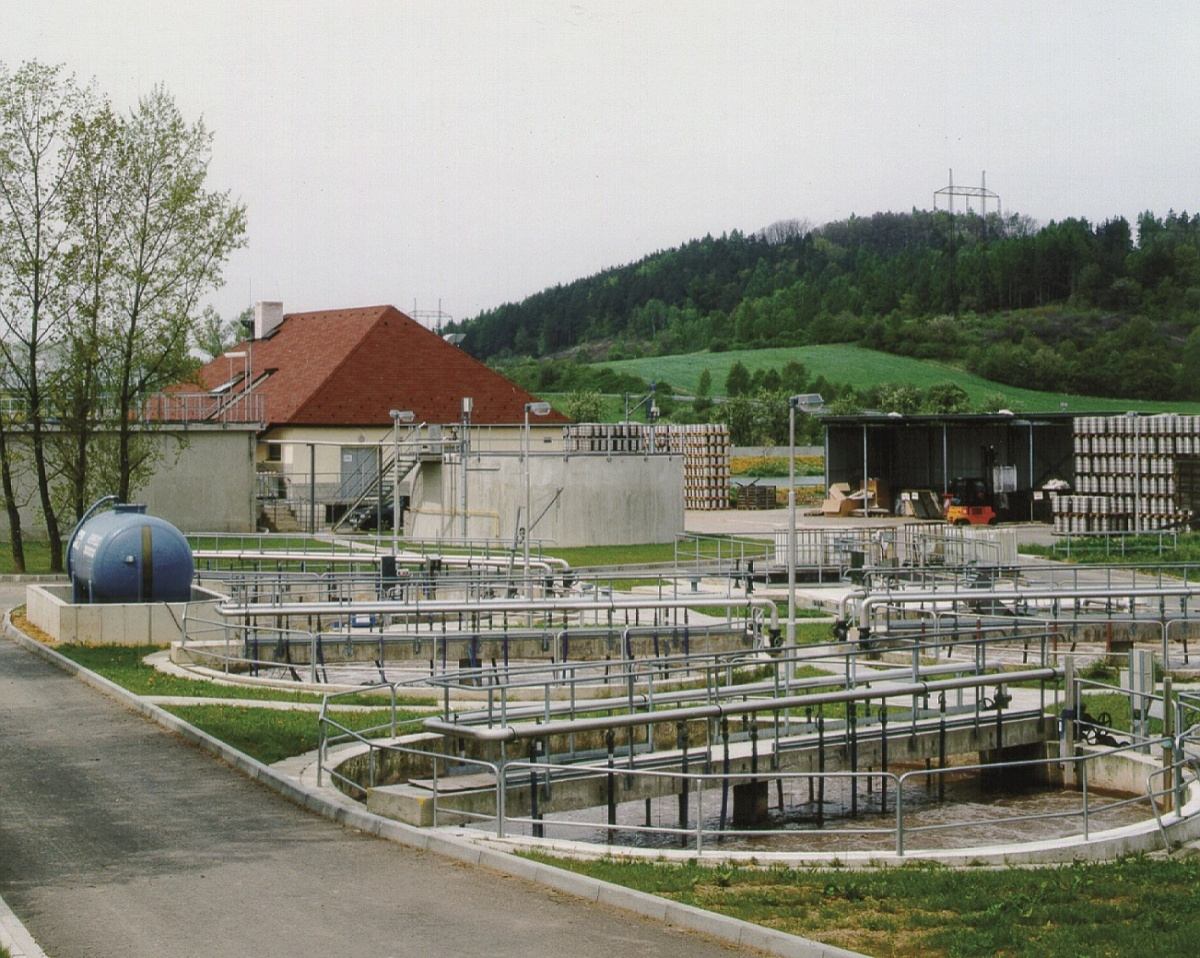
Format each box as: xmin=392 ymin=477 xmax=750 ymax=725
xmin=0 ymin=599 xmax=754 ymax=957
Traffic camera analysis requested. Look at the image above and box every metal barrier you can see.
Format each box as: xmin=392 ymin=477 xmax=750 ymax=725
xmin=312 ymin=717 xmax=1194 ymax=855
xmin=485 ymin=740 xmax=1179 ymax=854
xmin=1051 ymin=529 xmax=1183 ymax=559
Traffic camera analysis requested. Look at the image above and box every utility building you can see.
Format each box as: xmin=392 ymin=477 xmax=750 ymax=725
xmin=184 ymin=303 xmax=684 ymax=544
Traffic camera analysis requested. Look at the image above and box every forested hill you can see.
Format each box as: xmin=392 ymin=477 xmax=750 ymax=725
xmin=450 ymin=210 xmax=1200 ymax=401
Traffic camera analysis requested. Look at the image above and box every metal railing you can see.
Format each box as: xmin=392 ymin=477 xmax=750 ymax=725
xmin=140 ymin=391 xmax=265 ymax=424
xmin=672 ymin=533 xmax=775 ymax=577
xmin=178 ymin=608 xmax=769 ymax=691
xmin=313 ymin=695 xmax=1196 ymax=855
xmin=1049 ymin=529 xmax=1187 ymax=558
xmin=483 ymin=741 xmax=1178 ymax=853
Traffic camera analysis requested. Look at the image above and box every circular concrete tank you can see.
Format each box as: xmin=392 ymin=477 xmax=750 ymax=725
xmin=69 ymin=504 xmax=194 ymax=603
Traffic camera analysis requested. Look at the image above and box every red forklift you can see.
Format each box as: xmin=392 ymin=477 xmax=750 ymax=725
xmin=944 ymin=444 xmax=1001 ymax=526
xmin=943 ymin=476 xmax=998 ymax=526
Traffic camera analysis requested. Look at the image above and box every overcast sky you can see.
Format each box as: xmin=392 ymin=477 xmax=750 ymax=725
xmin=5 ymin=1 xmax=1198 ymax=326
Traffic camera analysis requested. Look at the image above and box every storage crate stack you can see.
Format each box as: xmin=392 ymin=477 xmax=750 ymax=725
xmin=1057 ymin=414 xmax=1198 ymax=532
xmin=563 ymin=422 xmax=731 ymax=510
xmin=677 ymin=423 xmax=731 ymax=511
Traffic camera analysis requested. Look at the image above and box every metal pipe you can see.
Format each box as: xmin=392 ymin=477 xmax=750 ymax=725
xmin=423 ymin=667 xmax=1059 ymax=743
xmin=787 ymin=401 xmax=796 ymax=648
xmin=857 ymin=583 xmax=1200 ymax=630
xmin=193 ymin=548 xmax=562 ymax=576
xmin=218 ymin=593 xmax=780 ymax=630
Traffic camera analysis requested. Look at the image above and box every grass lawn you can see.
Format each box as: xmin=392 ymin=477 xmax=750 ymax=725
xmin=1022 ymin=533 xmax=1200 ymax=566
xmin=187 ymin=534 xmax=373 ymax=552
xmin=0 ymin=540 xmax=56 ymax=574
xmin=596 ymin=344 xmax=1200 ymax=414
xmin=51 ymin=643 xmax=435 ymax=707
xmin=528 ymin=854 xmax=1200 ymax=958
xmin=162 ymin=703 xmax=425 ymax=765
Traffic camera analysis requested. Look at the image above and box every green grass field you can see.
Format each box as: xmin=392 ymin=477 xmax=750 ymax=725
xmin=596 ymin=344 xmax=1200 ymax=413
xmin=50 ymin=643 xmax=433 ymax=706
xmin=528 ymin=855 xmax=1200 ymax=958
xmin=162 ymin=703 xmax=424 ymax=765
xmin=543 ymin=538 xmax=772 ymax=567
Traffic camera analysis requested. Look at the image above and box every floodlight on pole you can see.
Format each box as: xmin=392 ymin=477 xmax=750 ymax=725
xmin=524 ymin=401 xmax=552 ymax=597
xmin=389 ymin=409 xmax=414 ymax=554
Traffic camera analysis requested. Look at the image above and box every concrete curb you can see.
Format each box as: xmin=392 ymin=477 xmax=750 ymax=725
xmin=0 ymin=891 xmax=48 ymax=958
xmin=2 ymin=617 xmax=861 ymax=958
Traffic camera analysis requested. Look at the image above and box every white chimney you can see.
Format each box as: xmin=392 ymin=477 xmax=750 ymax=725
xmin=253 ymin=301 xmax=284 ymax=339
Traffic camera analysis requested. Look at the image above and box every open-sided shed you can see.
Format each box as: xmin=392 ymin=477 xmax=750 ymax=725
xmin=821 ymin=412 xmax=1084 ymax=520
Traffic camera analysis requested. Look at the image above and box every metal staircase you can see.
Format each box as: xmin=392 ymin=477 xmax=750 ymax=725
xmin=330 ymin=423 xmax=425 ymax=532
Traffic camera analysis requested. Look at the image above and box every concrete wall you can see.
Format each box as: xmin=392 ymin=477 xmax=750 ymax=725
xmin=26 ymin=583 xmax=224 ymax=645
xmin=139 ymin=427 xmax=257 ymax=532
xmin=256 ymin=424 xmax=566 ymax=529
xmin=0 ymin=425 xmax=257 ymax=540
xmin=407 ymin=452 xmax=685 ymax=546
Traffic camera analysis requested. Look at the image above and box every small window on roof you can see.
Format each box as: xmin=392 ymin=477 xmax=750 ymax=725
xmin=210 ymin=373 xmax=244 ymax=395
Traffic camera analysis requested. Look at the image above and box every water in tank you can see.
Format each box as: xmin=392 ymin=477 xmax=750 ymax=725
xmin=69 ymin=503 xmax=194 ymax=603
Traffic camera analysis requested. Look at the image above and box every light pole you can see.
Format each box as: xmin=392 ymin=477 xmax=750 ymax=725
xmin=460 ymin=397 xmax=473 ymax=540
xmin=524 ymin=401 xmax=551 ymax=596
xmin=787 ymin=394 xmax=824 ymax=651
xmin=388 ymin=409 xmax=414 ymax=554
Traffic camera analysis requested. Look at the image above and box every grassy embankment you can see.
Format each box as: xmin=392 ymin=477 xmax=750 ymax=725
xmin=49 ymin=642 xmax=428 ymax=706
xmin=526 ymin=854 xmax=1200 ymax=958
xmin=42 ymin=643 xmax=428 ymax=763
xmin=160 ymin=704 xmax=422 ymax=765
xmin=598 ymin=343 xmax=1200 ymax=414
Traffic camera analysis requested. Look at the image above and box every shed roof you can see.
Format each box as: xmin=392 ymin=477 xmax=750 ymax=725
xmin=191 ymin=305 xmax=569 ymax=428
xmin=821 ymin=411 xmax=1085 ymax=427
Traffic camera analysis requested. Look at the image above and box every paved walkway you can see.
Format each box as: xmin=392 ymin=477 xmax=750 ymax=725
xmin=0 ymin=615 xmax=750 ymax=956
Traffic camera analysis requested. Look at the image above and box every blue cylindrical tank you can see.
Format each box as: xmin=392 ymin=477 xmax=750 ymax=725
xmin=69 ymin=504 xmax=194 ymax=603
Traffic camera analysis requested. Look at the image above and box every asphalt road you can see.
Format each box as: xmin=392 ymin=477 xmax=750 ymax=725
xmin=0 ymin=598 xmax=747 ymax=957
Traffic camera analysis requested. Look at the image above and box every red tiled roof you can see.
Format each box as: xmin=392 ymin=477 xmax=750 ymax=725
xmin=191 ymin=305 xmax=570 ymax=428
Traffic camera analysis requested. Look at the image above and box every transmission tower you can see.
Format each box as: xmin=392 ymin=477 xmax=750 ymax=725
xmin=933 ymin=169 xmax=1001 ymax=217
xmin=410 ymin=298 xmax=455 ymax=334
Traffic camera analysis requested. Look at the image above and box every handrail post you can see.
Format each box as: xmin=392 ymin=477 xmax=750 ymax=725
xmin=496 ymin=758 xmax=506 ymax=838
xmin=317 ymin=708 xmax=326 ymax=787
xmin=1081 ymin=757 xmax=1089 ymax=840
